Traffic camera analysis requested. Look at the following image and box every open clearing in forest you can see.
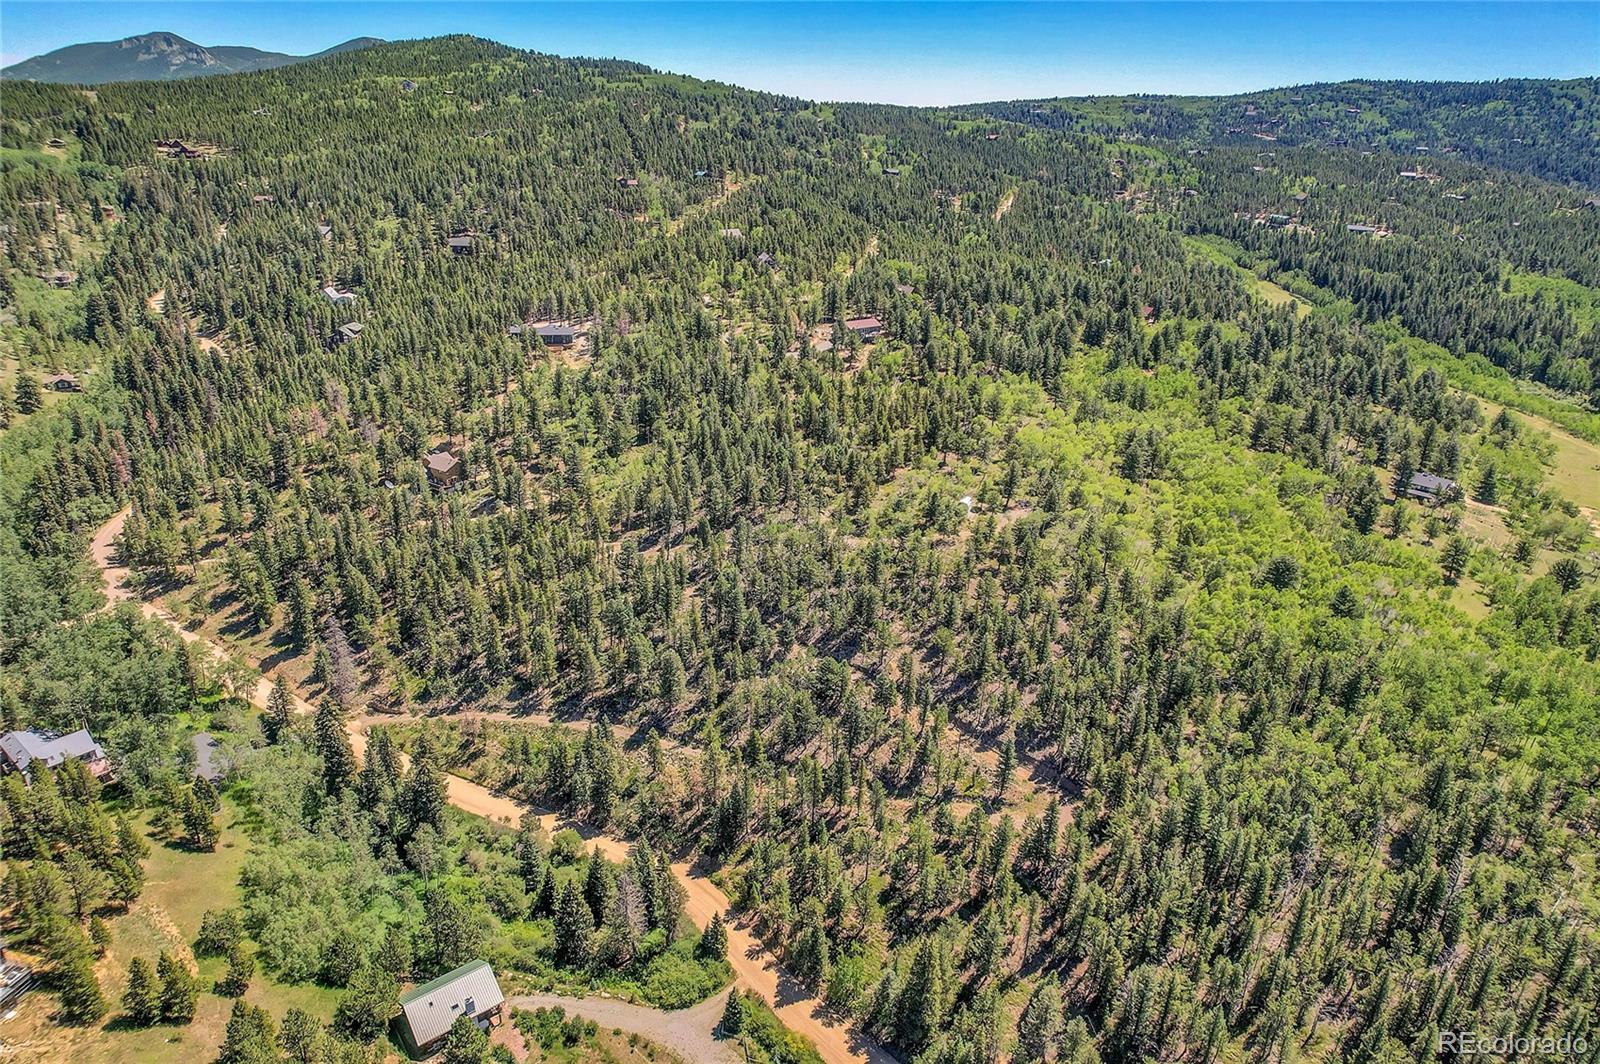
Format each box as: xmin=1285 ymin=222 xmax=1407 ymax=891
xmin=1478 ymin=398 xmax=1600 ymax=522
xmin=0 ymin=802 xmax=341 ymax=1064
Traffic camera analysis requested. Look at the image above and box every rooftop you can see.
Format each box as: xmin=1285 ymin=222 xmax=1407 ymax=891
xmin=399 ymin=960 xmax=503 ymax=1048
xmin=1 ymin=729 xmax=107 ymax=775
xmin=425 ymin=449 xmax=461 ymax=474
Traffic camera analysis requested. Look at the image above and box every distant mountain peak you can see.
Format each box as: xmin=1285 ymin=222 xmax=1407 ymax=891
xmin=1 ymin=31 xmax=384 ymax=83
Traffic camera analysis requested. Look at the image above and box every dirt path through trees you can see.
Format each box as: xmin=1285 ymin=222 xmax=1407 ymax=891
xmin=89 ymin=508 xmax=894 ymax=1064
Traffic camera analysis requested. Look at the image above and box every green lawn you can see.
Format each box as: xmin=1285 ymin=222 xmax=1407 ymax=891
xmin=0 ymin=798 xmax=341 ymax=1064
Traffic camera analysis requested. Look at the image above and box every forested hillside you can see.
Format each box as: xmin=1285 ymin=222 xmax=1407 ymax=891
xmin=2 ymin=36 xmax=1598 ymax=1064
xmin=975 ymin=78 xmax=1600 ymax=186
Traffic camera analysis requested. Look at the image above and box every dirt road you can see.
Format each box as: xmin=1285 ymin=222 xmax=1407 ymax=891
xmin=89 ymin=508 xmax=895 ymax=1064
xmin=507 ymin=991 xmax=734 ymax=1064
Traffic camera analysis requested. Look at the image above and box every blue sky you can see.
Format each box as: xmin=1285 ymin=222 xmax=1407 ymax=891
xmin=2 ymin=2 xmax=1596 ymax=105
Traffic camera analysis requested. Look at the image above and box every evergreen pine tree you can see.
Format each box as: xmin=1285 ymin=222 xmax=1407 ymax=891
xmin=122 ymin=956 xmax=161 ymax=1026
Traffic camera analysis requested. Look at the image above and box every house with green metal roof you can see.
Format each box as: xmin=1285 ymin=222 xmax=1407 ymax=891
xmin=396 ymin=959 xmax=504 ymax=1057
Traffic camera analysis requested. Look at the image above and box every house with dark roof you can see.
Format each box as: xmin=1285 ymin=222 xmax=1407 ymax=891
xmin=533 ymin=324 xmax=579 ymax=348
xmin=844 ymin=316 xmax=884 ymax=341
xmin=1404 ymin=471 xmax=1460 ymax=505
xmin=447 ymin=235 xmax=475 ymax=256
xmin=617 ymin=177 xmax=640 ymax=189
xmin=0 ymin=729 xmax=112 ymax=782
xmin=425 ymin=448 xmax=463 ymax=491
xmin=330 ymin=322 xmax=364 ymax=346
xmin=45 ymin=372 xmax=82 ymax=392
xmin=755 ymin=251 xmax=777 ymax=270
xmin=396 ymin=960 xmax=504 ymax=1058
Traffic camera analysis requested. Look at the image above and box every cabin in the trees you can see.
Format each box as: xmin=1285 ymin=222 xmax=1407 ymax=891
xmin=533 ymin=324 xmax=579 ymax=348
xmin=46 ymin=138 xmax=65 ymax=149
xmin=844 ymin=316 xmax=884 ymax=341
xmin=1266 ymin=213 xmax=1293 ymax=227
xmin=1346 ymin=224 xmax=1379 ymax=235
xmin=330 ymin=322 xmax=364 ymax=346
xmin=154 ymin=139 xmax=203 ymax=159
xmin=45 ymin=373 xmax=82 ymax=392
xmin=396 ymin=960 xmax=504 ymax=1058
xmin=882 ymin=166 xmax=901 ymax=177
xmin=1404 ymin=471 xmax=1460 ymax=505
xmin=317 ymin=223 xmax=333 ymax=241
xmin=322 ymin=285 xmax=357 ymax=305
xmin=42 ymin=270 xmax=77 ymax=288
xmin=0 ymin=728 xmax=112 ymax=783
xmin=755 ymin=251 xmax=777 ymax=270
xmin=447 ymin=235 xmax=475 ymax=256
xmin=617 ymin=177 xmax=640 ymax=189
xmin=401 ymin=79 xmax=417 ymax=92
xmin=425 ymin=448 xmax=463 ymax=491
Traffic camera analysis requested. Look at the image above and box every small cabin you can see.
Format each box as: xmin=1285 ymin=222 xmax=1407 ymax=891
xmin=617 ymin=177 xmax=640 ymax=189
xmin=43 ymin=270 xmax=78 ymax=288
xmin=1404 ymin=471 xmax=1459 ymax=506
xmin=1347 ymin=224 xmax=1379 ymax=234
xmin=844 ymin=316 xmax=884 ymax=341
xmin=317 ymin=223 xmax=333 ymax=241
xmin=330 ymin=322 xmax=364 ymax=346
xmin=755 ymin=252 xmax=777 ymax=270
xmin=396 ymin=960 xmax=504 ymax=1059
xmin=447 ymin=235 xmax=475 ymax=256
xmin=1266 ymin=214 xmax=1292 ymax=227
xmin=534 ymin=324 xmax=579 ymax=348
xmin=425 ymin=448 xmax=463 ymax=491
xmin=45 ymin=373 xmax=82 ymax=392
xmin=322 ymin=285 xmax=357 ymax=305
xmin=881 ymin=167 xmax=901 ymax=177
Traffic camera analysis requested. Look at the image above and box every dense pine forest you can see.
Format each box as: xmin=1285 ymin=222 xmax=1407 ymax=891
xmin=1 ymin=36 xmax=1597 ymax=1064
xmin=977 ymin=78 xmax=1600 ymax=186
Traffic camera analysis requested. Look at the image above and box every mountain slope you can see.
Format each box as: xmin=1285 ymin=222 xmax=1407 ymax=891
xmin=0 ymin=31 xmax=382 ymax=83
xmin=968 ymin=77 xmax=1600 ymax=186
